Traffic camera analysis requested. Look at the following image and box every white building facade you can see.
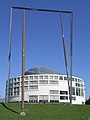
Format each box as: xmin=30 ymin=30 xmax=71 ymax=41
xmin=5 ymin=67 xmax=85 ymax=104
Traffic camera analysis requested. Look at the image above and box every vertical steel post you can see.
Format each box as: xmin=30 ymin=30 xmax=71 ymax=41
xmin=7 ymin=8 xmax=13 ymax=102
xmin=70 ymin=13 xmax=73 ymax=104
xmin=20 ymin=9 xmax=26 ymax=116
xmin=60 ymin=13 xmax=68 ymax=78
xmin=60 ymin=13 xmax=69 ymax=96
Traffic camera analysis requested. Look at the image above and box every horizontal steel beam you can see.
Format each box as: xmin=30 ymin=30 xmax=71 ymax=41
xmin=12 ymin=6 xmax=72 ymax=14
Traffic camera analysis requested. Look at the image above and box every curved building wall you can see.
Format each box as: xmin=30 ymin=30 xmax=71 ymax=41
xmin=5 ymin=73 xmax=85 ymax=104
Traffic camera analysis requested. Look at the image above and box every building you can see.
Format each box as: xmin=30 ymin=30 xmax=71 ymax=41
xmin=0 ymin=98 xmax=5 ymax=103
xmin=5 ymin=67 xmax=85 ymax=104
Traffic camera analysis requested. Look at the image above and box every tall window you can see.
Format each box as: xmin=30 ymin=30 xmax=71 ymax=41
xmin=72 ymin=78 xmax=74 ymax=81
xmin=81 ymin=89 xmax=84 ymax=96
xmin=75 ymin=78 xmax=77 ymax=82
xmin=72 ymin=87 xmax=75 ymax=95
xmin=76 ymin=88 xmax=80 ymax=96
xmin=69 ymin=87 xmax=75 ymax=95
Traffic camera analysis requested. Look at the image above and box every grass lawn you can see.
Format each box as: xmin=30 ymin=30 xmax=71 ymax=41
xmin=0 ymin=103 xmax=90 ymax=120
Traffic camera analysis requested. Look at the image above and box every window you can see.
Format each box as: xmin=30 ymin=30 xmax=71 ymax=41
xmin=39 ymin=80 xmax=48 ymax=84
xmin=78 ymin=79 xmax=80 ymax=82
xmin=60 ymin=96 xmax=68 ymax=100
xmin=75 ymin=83 xmax=78 ymax=86
xmin=69 ymin=87 xmax=75 ymax=95
xmin=59 ymin=76 xmax=63 ymax=80
xmin=9 ymin=88 xmax=13 ymax=96
xmin=75 ymin=83 xmax=80 ymax=87
xmin=14 ymin=82 xmax=20 ymax=87
xmin=50 ymin=76 xmax=53 ymax=79
xmin=50 ymin=95 xmax=59 ymax=100
xmin=80 ymin=80 xmax=83 ymax=84
xmin=39 ymin=95 xmax=48 ymax=100
xmin=24 ymin=81 xmax=28 ymax=85
xmin=81 ymin=89 xmax=84 ymax=96
xmin=9 ymin=83 xmax=13 ymax=88
xmin=9 ymin=79 xmax=13 ymax=84
xmin=55 ymin=76 xmax=58 ymax=80
xmin=14 ymin=92 xmax=16 ymax=96
xmin=17 ymin=91 xmax=19 ymax=96
xmin=72 ymin=78 xmax=74 ymax=81
xmin=30 ymin=76 xmax=33 ymax=80
xmin=64 ymin=77 xmax=67 ymax=80
xmin=81 ymin=84 xmax=84 ymax=88
xmin=34 ymin=76 xmax=38 ymax=80
xmin=14 ymin=83 xmax=16 ymax=87
xmin=50 ymin=90 xmax=58 ymax=94
xmin=30 ymin=81 xmax=38 ymax=84
xmin=44 ymin=76 xmax=48 ymax=79
xmin=14 ymin=78 xmax=16 ymax=82
xmin=76 ymin=88 xmax=80 ymax=96
xmin=60 ymin=91 xmax=68 ymax=95
xmin=29 ymin=95 xmax=38 ymax=102
xmin=50 ymin=80 xmax=58 ymax=84
xmin=24 ymin=86 xmax=28 ymax=90
xmin=72 ymin=87 xmax=75 ymax=95
xmin=17 ymin=78 xmax=20 ymax=82
xmin=39 ymin=76 xmax=43 ymax=79
xmin=75 ymin=78 xmax=77 ymax=82
xmin=25 ymin=76 xmax=28 ymax=80
xmin=13 ymin=87 xmax=19 ymax=96
xmin=29 ymin=85 xmax=38 ymax=90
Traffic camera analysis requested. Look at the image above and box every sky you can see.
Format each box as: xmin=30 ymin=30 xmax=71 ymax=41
xmin=0 ymin=0 xmax=90 ymax=98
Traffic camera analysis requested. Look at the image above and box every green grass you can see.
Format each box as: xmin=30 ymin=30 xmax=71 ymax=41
xmin=0 ymin=103 xmax=90 ymax=120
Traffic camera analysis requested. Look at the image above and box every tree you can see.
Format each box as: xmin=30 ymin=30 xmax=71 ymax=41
xmin=85 ymin=97 xmax=90 ymax=104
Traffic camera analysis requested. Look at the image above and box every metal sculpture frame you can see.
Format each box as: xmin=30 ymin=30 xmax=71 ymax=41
xmin=7 ymin=6 xmax=73 ymax=115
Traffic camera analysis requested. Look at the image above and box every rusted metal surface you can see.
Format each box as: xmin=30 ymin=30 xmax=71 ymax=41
xmin=7 ymin=8 xmax=13 ymax=102
xmin=60 ymin=13 xmax=69 ymax=99
xmin=8 ymin=7 xmax=73 ymax=108
xmin=70 ymin=13 xmax=73 ymax=104
xmin=21 ymin=9 xmax=25 ymax=113
xmin=12 ymin=6 xmax=72 ymax=14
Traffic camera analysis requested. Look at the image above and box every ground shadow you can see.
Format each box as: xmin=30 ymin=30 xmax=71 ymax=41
xmin=0 ymin=103 xmax=20 ymax=114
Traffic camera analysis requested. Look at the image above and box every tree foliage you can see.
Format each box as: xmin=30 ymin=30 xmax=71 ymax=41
xmin=86 ymin=97 xmax=90 ymax=104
